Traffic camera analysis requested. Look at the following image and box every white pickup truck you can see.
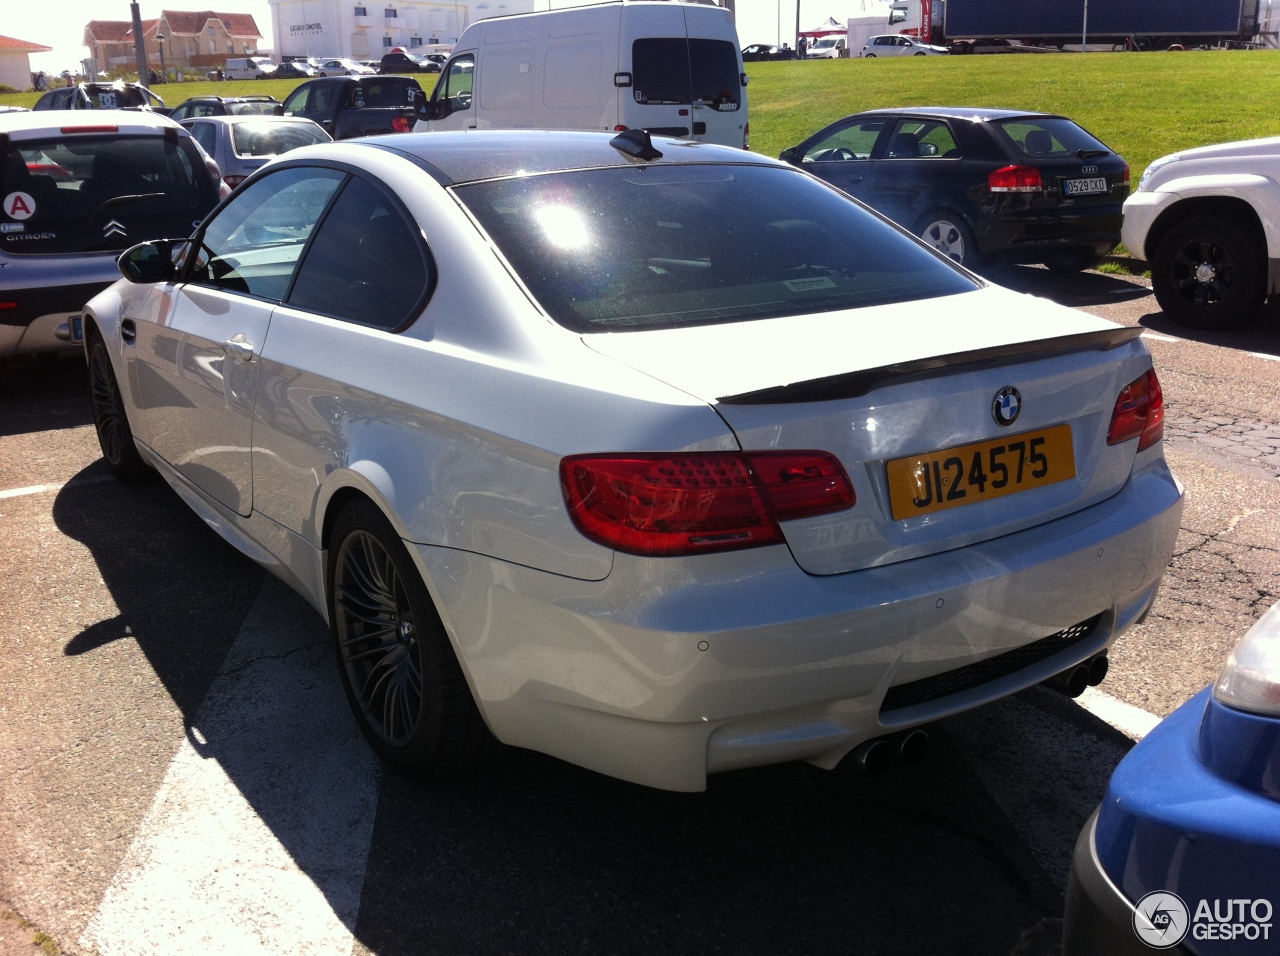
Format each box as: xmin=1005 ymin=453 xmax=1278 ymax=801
xmin=1122 ymin=137 xmax=1279 ymax=330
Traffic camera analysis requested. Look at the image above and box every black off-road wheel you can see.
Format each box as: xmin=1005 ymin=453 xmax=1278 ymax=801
xmin=1151 ymin=215 xmax=1265 ymax=330
xmin=328 ymin=500 xmax=497 ymax=778
xmin=87 ymin=333 xmax=153 ymax=482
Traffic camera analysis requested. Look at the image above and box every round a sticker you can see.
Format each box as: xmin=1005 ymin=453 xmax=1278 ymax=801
xmin=4 ymin=191 xmax=36 ymax=221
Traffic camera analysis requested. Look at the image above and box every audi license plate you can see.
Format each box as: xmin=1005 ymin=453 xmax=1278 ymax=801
xmin=1064 ymin=177 xmax=1108 ymax=196
xmin=885 ymin=425 xmax=1075 ymax=520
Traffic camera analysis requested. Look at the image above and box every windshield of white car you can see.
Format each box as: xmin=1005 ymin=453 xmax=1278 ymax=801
xmin=455 ymin=163 xmax=978 ymax=332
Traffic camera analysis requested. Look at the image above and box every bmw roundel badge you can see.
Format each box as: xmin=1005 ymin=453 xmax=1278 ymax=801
xmin=992 ymin=386 xmax=1021 ymax=426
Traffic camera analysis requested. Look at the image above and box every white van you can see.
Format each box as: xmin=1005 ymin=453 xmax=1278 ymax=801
xmin=414 ymin=1 xmax=748 ymax=149
xmin=225 ymin=56 xmax=277 ymax=80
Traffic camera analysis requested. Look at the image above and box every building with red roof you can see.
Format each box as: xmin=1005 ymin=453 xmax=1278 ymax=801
xmin=0 ymin=34 xmax=54 ymax=93
xmin=84 ymin=11 xmax=263 ymax=77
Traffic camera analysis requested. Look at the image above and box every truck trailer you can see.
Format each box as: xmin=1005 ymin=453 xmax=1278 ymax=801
xmin=888 ymin=0 xmax=1265 ymax=51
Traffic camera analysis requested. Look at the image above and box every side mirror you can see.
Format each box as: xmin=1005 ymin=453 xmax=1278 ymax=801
xmin=272 ymin=103 xmax=284 ymax=116
xmin=118 ymin=241 xmax=177 ymax=284
xmin=779 ymin=147 xmax=797 ymax=164
xmin=413 ymin=88 xmax=443 ymax=121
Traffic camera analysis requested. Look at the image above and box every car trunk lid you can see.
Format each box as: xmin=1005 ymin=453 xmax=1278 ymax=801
xmin=582 ymin=285 xmax=1154 ymax=575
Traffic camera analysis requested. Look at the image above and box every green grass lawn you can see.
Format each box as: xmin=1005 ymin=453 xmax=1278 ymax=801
xmin=3 ymin=51 xmax=1278 ymax=178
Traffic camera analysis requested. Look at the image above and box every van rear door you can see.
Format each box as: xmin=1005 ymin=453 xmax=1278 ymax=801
xmin=619 ymin=4 xmax=746 ymax=148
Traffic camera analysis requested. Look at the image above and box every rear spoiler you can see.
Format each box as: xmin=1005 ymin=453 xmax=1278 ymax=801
xmin=717 ymin=326 xmax=1144 ymax=405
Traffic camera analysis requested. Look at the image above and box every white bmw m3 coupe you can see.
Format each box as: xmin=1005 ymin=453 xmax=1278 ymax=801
xmin=83 ymin=129 xmax=1183 ymax=791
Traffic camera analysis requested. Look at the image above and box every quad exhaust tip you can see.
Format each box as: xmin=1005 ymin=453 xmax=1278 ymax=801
xmin=1042 ymin=653 xmax=1109 ymax=698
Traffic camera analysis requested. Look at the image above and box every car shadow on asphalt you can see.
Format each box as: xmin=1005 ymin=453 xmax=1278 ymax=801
xmin=0 ymin=355 xmax=93 ymax=437
xmin=52 ymin=465 xmax=266 ymax=719
xmin=1134 ymin=298 xmax=1280 ymax=357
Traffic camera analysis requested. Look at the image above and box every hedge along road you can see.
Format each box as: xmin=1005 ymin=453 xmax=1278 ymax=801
xmin=1 ymin=263 xmax=1278 ymax=955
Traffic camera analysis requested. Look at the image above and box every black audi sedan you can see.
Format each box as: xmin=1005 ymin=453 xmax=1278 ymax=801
xmin=780 ymin=107 xmax=1129 ymax=271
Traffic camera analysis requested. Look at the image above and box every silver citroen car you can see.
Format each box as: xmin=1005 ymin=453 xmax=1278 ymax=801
xmin=0 ymin=109 xmax=225 ymax=358
xmin=83 ymin=129 xmax=1184 ymax=791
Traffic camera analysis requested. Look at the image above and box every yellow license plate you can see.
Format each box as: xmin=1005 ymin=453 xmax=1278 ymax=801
xmin=886 ymin=424 xmax=1075 ymax=520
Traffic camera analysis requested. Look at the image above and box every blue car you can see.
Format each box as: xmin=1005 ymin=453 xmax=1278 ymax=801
xmin=1064 ymin=603 xmax=1280 ymax=954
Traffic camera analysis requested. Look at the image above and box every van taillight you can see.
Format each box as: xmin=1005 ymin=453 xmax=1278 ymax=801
xmin=560 ymin=451 xmax=854 ymax=557
xmin=743 ymin=121 xmax=750 ymax=151
xmin=1107 ymin=368 xmax=1164 ymax=451
xmin=614 ymin=125 xmax=628 ymax=131
xmin=392 ymin=115 xmax=412 ymax=133
xmin=988 ymin=165 xmax=1043 ymax=193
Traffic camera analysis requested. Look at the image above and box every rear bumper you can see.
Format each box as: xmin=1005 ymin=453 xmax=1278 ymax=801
xmin=981 ymin=208 xmax=1123 ymax=261
xmin=412 ymin=457 xmax=1183 ymax=791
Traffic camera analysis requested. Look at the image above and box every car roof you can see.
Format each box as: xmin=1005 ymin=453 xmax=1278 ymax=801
xmin=182 ymin=115 xmax=319 ymax=126
xmin=846 ymin=106 xmax=1063 ymax=122
xmin=320 ymin=129 xmax=783 ymax=186
xmin=0 ymin=108 xmax=183 ymax=137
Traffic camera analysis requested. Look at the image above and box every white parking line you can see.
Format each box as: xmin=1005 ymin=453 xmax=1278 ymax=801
xmin=0 ymin=476 xmax=113 ymax=499
xmin=1250 ymin=352 xmax=1280 ymax=362
xmin=1140 ymin=332 xmax=1179 ymax=343
xmin=1076 ymin=686 xmax=1162 ymax=740
xmin=81 ymin=577 xmax=378 ymax=956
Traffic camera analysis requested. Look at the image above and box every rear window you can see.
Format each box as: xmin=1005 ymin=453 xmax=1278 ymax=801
xmin=455 ymin=163 xmax=976 ymax=333
xmin=994 ymin=117 xmax=1111 ymax=158
xmin=632 ymin=38 xmax=740 ymax=110
xmin=347 ymin=81 xmax=418 ymax=108
xmin=231 ymin=121 xmax=330 ymax=157
xmin=1 ymin=134 xmax=217 ymax=256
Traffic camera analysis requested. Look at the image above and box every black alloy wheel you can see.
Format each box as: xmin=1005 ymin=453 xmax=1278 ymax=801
xmin=329 ymin=500 xmax=496 ymax=777
xmin=1152 ymin=215 xmax=1265 ymax=330
xmin=87 ymin=334 xmax=152 ymax=481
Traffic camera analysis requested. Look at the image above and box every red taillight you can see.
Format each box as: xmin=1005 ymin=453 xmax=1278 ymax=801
xmin=614 ymin=125 xmax=629 ymax=131
xmin=224 ymin=174 xmax=247 ymax=189
xmin=1122 ymin=161 xmax=1131 ymax=185
xmin=1107 ymin=368 xmax=1165 ymax=452
xmin=560 ymin=451 xmax=854 ymax=556
xmin=392 ymin=115 xmax=412 ymax=133
xmin=60 ymin=125 xmax=119 ymax=134
xmin=987 ymin=165 xmax=1043 ymax=193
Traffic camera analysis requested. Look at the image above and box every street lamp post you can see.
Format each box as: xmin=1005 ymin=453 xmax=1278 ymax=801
xmin=155 ymin=32 xmax=166 ymax=83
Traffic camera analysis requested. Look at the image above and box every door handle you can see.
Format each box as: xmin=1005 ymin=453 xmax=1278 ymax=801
xmin=221 ymin=334 xmax=256 ymax=363
xmin=121 ymin=318 xmax=137 ymax=343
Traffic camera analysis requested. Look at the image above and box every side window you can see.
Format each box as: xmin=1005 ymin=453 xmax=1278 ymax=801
xmin=890 ymin=119 xmax=959 ymax=159
xmin=313 ymin=85 xmax=333 ymax=113
xmin=288 ymin=176 xmax=431 ymax=329
xmin=282 ymin=85 xmax=311 ymax=115
xmin=189 ymin=121 xmax=217 ymax=157
xmin=801 ymin=118 xmax=886 ymax=162
xmin=186 ymin=166 xmax=345 ymax=300
xmin=440 ymin=55 xmax=474 ymax=110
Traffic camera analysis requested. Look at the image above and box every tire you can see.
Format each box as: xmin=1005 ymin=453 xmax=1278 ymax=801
xmin=328 ymin=499 xmax=497 ymax=778
xmin=87 ymin=333 xmax=152 ymax=482
xmin=914 ymin=51 xmax=926 ymax=56
xmin=864 ymin=53 xmax=876 ymax=58
xmin=1151 ymin=215 xmax=1265 ymax=330
xmin=918 ymin=213 xmax=977 ymax=268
